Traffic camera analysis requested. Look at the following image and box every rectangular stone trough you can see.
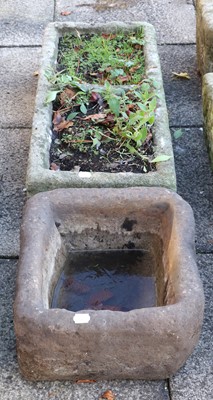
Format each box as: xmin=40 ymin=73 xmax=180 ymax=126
xmin=14 ymin=187 xmax=204 ymax=381
xmin=196 ymin=0 xmax=213 ymax=75
xmin=26 ymin=21 xmax=176 ymax=194
xmin=202 ymin=73 xmax=213 ymax=168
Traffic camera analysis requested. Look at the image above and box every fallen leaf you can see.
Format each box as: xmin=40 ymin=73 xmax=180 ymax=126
xmin=88 ymin=289 xmax=113 ymax=307
xmin=102 ymin=33 xmax=117 ymax=40
xmin=59 ymin=88 xmax=77 ymax=105
xmin=33 ymin=70 xmax=39 ymax=77
xmin=50 ymin=163 xmax=60 ymax=171
xmin=129 ymin=65 xmax=141 ymax=73
xmin=60 ymin=10 xmax=72 ymax=16
xmin=83 ymin=113 xmax=106 ymax=121
xmin=53 ymin=111 xmax=63 ymax=126
xmin=56 ymin=120 xmax=73 ymax=131
xmin=76 ymin=379 xmax=96 ymax=384
xmin=172 ymin=71 xmax=191 ymax=79
xmin=99 ymin=113 xmax=115 ymax=125
xmin=117 ymin=75 xmax=130 ymax=83
xmin=173 ymin=128 xmax=183 ymax=139
xmin=99 ymin=389 xmax=116 ymax=400
xmin=64 ymin=278 xmax=90 ymax=294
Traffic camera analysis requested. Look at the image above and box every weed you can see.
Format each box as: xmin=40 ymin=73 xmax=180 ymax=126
xmin=57 ymin=29 xmax=145 ymax=85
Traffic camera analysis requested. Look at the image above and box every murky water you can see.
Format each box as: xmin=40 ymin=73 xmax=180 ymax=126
xmin=51 ymin=249 xmax=158 ymax=312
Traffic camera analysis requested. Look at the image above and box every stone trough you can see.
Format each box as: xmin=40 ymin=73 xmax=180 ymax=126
xmin=26 ymin=21 xmax=176 ymax=194
xmin=14 ymin=187 xmax=204 ymax=381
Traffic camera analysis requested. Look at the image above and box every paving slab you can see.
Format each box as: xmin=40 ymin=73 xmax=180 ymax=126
xmin=0 ymin=47 xmax=41 ymax=129
xmin=0 ymin=0 xmax=54 ymax=46
xmin=0 ymin=129 xmax=30 ymax=257
xmin=169 ymin=254 xmax=213 ymax=400
xmin=0 ymin=262 xmax=169 ymax=398
xmin=172 ymin=127 xmax=213 ymax=252
xmin=55 ymin=0 xmax=196 ymax=44
xmin=158 ymin=44 xmax=202 ymax=127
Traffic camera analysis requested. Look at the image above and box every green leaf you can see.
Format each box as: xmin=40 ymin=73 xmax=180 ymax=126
xmin=136 ymin=102 xmax=147 ymax=111
xmin=130 ymin=37 xmax=145 ymax=46
xmin=67 ymin=112 xmax=78 ymax=120
xmin=92 ymin=137 xmax=101 ymax=149
xmin=173 ymin=129 xmax=183 ymax=139
xmin=151 ymin=155 xmax=171 ymax=163
xmin=108 ymin=96 xmax=121 ymax=117
xmin=110 ymin=68 xmax=125 ymax=78
xmin=45 ymin=90 xmax=59 ymax=104
xmin=148 ymin=114 xmax=155 ymax=125
xmin=125 ymin=60 xmax=134 ymax=68
xmin=149 ymin=97 xmax=157 ymax=112
xmin=134 ymin=126 xmax=147 ymax=143
xmin=80 ymin=103 xmax=87 ymax=114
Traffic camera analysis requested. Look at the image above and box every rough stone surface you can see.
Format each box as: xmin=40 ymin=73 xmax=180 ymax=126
xmin=1 ymin=254 xmax=212 ymax=398
xmin=0 ymin=129 xmax=30 ymax=257
xmin=14 ymin=187 xmax=204 ymax=381
xmin=56 ymin=0 xmax=196 ymax=44
xmin=158 ymin=44 xmax=203 ymax=127
xmin=196 ymin=0 xmax=213 ymax=74
xmin=202 ymin=73 xmax=213 ymax=168
xmin=26 ymin=21 xmax=176 ymax=194
xmin=0 ymin=0 xmax=54 ymax=45
xmin=0 ymin=48 xmax=41 ymax=128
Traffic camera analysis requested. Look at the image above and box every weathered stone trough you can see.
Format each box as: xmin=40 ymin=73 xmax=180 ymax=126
xmin=26 ymin=21 xmax=176 ymax=194
xmin=196 ymin=0 xmax=213 ymax=75
xmin=14 ymin=187 xmax=204 ymax=381
xmin=202 ymin=73 xmax=213 ymax=168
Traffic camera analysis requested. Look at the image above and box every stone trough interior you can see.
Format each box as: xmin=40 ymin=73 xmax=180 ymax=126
xmin=45 ymin=197 xmax=174 ymax=313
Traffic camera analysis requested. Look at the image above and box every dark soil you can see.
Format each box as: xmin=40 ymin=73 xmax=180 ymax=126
xmin=50 ymin=96 xmax=156 ymax=174
xmin=49 ymin=30 xmax=156 ymax=173
xmin=50 ymin=137 xmax=155 ymax=174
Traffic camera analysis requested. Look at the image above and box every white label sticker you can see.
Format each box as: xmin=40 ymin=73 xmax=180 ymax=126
xmin=73 ymin=313 xmax=90 ymax=324
xmin=78 ymin=171 xmax=91 ymax=178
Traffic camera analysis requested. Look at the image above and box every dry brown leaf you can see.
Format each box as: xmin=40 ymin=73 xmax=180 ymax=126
xmin=76 ymin=379 xmax=96 ymax=384
xmin=118 ymin=75 xmax=130 ymax=83
xmin=53 ymin=111 xmax=63 ymax=126
xmin=33 ymin=70 xmax=39 ymax=77
xmin=99 ymin=389 xmax=116 ymax=400
xmin=172 ymin=71 xmax=191 ymax=79
xmin=129 ymin=65 xmax=141 ymax=73
xmin=83 ymin=113 xmax=106 ymax=121
xmin=59 ymin=88 xmax=76 ymax=105
xmin=101 ymin=33 xmax=117 ymax=40
xmin=54 ymin=120 xmax=73 ymax=131
xmin=50 ymin=163 xmax=60 ymax=171
xmin=60 ymin=10 xmax=72 ymax=16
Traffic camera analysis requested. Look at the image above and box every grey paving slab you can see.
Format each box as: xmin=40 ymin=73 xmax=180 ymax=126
xmin=0 ymin=0 xmax=54 ymax=45
xmin=158 ymin=44 xmax=202 ymax=127
xmin=172 ymin=127 xmax=213 ymax=252
xmin=0 ymin=129 xmax=30 ymax=257
xmin=0 ymin=47 xmax=41 ymax=128
xmin=169 ymin=254 xmax=213 ymax=400
xmin=55 ymin=0 xmax=196 ymax=44
xmin=0 ymin=264 xmax=170 ymax=399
